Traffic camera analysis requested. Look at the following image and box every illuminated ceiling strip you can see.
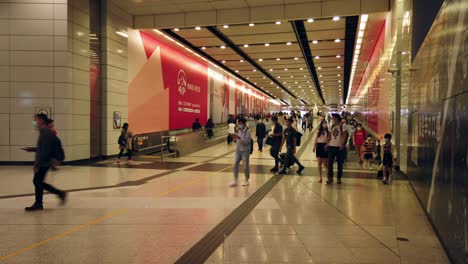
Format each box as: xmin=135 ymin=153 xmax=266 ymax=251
xmin=346 ymin=14 xmax=368 ymax=105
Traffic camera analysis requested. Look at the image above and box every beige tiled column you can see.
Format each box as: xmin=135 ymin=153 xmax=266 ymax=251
xmin=101 ymin=1 xmax=132 ymax=156
xmin=0 ymin=0 xmax=91 ymax=161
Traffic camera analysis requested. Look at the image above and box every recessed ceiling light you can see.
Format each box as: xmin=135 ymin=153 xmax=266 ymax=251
xmin=307 ymin=18 xmax=314 ymax=23
xmin=259 ymin=58 xmax=263 ymax=61
xmin=201 ymin=46 xmax=206 ymax=50
xmin=333 ymin=16 xmax=340 ymax=21
xmin=269 ymin=69 xmax=273 ymax=71
xmin=294 ymin=57 xmax=299 ymax=60
xmin=239 ymin=59 xmax=244 ymax=62
xmin=174 ymin=28 xmax=180 ymax=31
xmin=336 ymin=55 xmax=341 ymax=58
xmin=320 ymin=81 xmax=323 ymax=83
xmin=303 ymin=75 xmax=306 ymax=77
xmin=243 ymin=44 xmax=249 ymax=48
xmin=319 ymin=75 xmax=322 ymax=77
xmin=253 ymin=69 xmax=256 ymax=72
xmin=222 ymin=60 xmax=226 ymax=63
xmin=337 ymin=66 xmax=341 ymax=68
xmin=249 ymin=23 xmax=255 ymax=27
xmin=335 ymin=38 xmax=341 ymax=43
xmin=270 ymin=82 xmax=274 ymax=84
xmin=195 ymin=26 xmax=201 ymax=30
xmin=337 ymin=74 xmax=341 ymax=76
xmin=318 ymin=67 xmax=322 ymax=70
xmin=312 ymin=40 xmax=318 ymax=44
xmin=284 ymin=68 xmax=288 ymax=71
xmin=275 ymin=21 xmax=282 ymax=25
xmin=235 ymin=70 xmax=239 ymax=72
xmin=315 ymin=56 xmax=320 ymax=59
xmin=265 ymin=43 xmax=270 ymax=46
xmin=247 ymin=77 xmax=250 ymax=79
xmin=276 ymin=58 xmax=281 ymax=61
xmin=223 ymin=25 xmax=229 ymax=28
xmin=263 ymin=76 xmax=266 ymax=79
xmin=220 ymin=45 xmax=226 ymax=49
xmin=295 ymin=81 xmax=298 ymax=84
xmin=300 ymin=68 xmax=303 ymax=70
xmin=338 ymin=80 xmax=342 ymax=82
xmin=286 ymin=42 xmax=292 ymax=45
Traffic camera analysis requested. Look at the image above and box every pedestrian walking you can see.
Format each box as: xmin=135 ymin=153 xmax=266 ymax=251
xmin=279 ymin=117 xmax=305 ymax=175
xmin=230 ymin=118 xmax=252 ymax=187
xmin=382 ymin=133 xmax=397 ymax=184
xmin=268 ymin=116 xmax=283 ymax=173
xmin=326 ymin=114 xmax=348 ymax=184
xmin=23 ymin=114 xmax=67 ymax=211
xmin=313 ymin=120 xmax=329 ymax=183
xmin=117 ymin=123 xmax=133 ymax=164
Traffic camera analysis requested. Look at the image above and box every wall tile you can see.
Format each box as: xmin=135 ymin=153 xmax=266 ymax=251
xmin=72 ymin=53 xmax=89 ymax=70
xmin=0 ymin=19 xmax=9 ymax=35
xmin=0 ymin=146 xmax=9 ymax=160
xmin=53 ymin=36 xmax=69 ymax=51
xmin=53 ymin=51 xmax=72 ymax=67
xmin=9 ymin=129 xmax=36 ymax=145
xmin=10 ymin=113 xmax=37 ymax=130
xmin=72 ymin=99 xmax=90 ymax=115
xmin=0 ymin=97 xmax=8 ymax=113
xmin=10 ymin=36 xmax=54 ymax=51
xmin=10 ymin=19 xmax=54 ymax=35
xmin=10 ymin=98 xmax=53 ymax=114
xmin=72 ymin=114 xmax=89 ymax=130
xmin=72 ymin=8 xmax=89 ymax=28
xmin=10 ymin=82 xmax=54 ymax=98
xmin=10 ymin=146 xmax=35 ymax=161
xmin=0 ymin=4 xmax=9 ymax=19
xmin=0 ymin=36 xmax=8 ymax=50
xmin=0 ymin=66 xmax=9 ymax=81
xmin=53 ymin=114 xmax=72 ymax=130
xmin=0 ymin=81 xmax=9 ymax=97
xmin=54 ymin=98 xmax=73 ymax=114
xmin=10 ymin=66 xmax=53 ymax=82
xmin=53 ymin=3 xmax=68 ymax=20
xmin=10 ymin=51 xmax=54 ymax=66
xmin=72 ymin=68 xmax=89 ymax=86
xmin=54 ymin=66 xmax=72 ymax=82
xmin=72 ymin=84 xmax=89 ymax=100
xmin=68 ymin=144 xmax=89 ymax=160
xmin=10 ymin=3 xmax=54 ymax=19
xmin=72 ymin=38 xmax=89 ymax=57
xmin=53 ymin=20 xmax=68 ymax=35
xmin=0 ymin=51 xmax=8 ymax=65
xmin=0 ymin=114 xmax=8 ymax=145
xmin=54 ymin=82 xmax=73 ymax=98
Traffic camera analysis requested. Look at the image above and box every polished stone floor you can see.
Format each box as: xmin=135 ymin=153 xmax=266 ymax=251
xmin=0 ymin=129 xmax=449 ymax=263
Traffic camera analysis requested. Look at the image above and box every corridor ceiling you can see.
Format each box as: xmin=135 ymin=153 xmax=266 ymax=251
xmin=114 ymin=0 xmax=388 ymax=107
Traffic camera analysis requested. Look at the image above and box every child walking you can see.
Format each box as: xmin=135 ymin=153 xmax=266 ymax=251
xmin=362 ymin=135 xmax=375 ymax=169
xmin=382 ymin=133 xmax=397 ymax=184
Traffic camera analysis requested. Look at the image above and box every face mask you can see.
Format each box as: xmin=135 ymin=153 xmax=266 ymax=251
xmin=238 ymin=124 xmax=245 ymax=129
xmin=32 ymin=121 xmax=38 ymax=129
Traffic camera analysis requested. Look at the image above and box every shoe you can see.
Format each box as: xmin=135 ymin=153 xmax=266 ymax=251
xmin=383 ymin=179 xmax=388 ymax=184
xmin=318 ymin=179 xmax=323 ymax=183
xmin=337 ymin=179 xmax=342 ymax=184
xmin=297 ymin=166 xmax=305 ymax=175
xmin=242 ymin=180 xmax=249 ymax=186
xmin=25 ymin=203 xmax=44 ymax=212
xmin=116 ymin=159 xmax=121 ymax=164
xmin=270 ymin=167 xmax=279 ymax=173
xmin=59 ymin=191 xmax=67 ymax=206
xmin=278 ymin=170 xmax=287 ymax=175
xmin=229 ymin=180 xmax=238 ymax=187
xmin=326 ymin=179 xmax=333 ymax=184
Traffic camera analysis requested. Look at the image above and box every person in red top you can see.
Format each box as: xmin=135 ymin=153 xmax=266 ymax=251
xmin=353 ymin=123 xmax=366 ymax=164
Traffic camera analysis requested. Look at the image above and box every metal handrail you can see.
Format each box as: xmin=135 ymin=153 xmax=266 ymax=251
xmin=160 ymin=135 xmax=178 ymax=161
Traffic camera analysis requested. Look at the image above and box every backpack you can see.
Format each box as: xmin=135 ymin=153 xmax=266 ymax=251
xmin=118 ymin=134 xmax=126 ymax=146
xmin=52 ymin=135 xmax=65 ymax=162
xmin=296 ymin=131 xmax=302 ymax=146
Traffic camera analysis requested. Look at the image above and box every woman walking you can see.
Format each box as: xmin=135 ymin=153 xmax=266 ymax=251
xmin=117 ymin=123 xmax=133 ymax=164
xmin=313 ymin=120 xmax=329 ymax=183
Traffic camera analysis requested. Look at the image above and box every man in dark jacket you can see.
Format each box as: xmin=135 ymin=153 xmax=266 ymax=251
xmin=279 ymin=117 xmax=305 ymax=175
xmin=23 ymin=114 xmax=66 ymax=211
xmin=267 ymin=116 xmax=283 ymax=172
xmin=192 ymin=118 xmax=202 ymax=131
xmin=255 ymin=119 xmax=267 ymax=152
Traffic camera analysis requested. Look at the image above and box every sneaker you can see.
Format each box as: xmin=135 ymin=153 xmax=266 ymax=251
xmin=59 ymin=191 xmax=67 ymax=206
xmin=297 ymin=166 xmax=305 ymax=175
xmin=326 ymin=179 xmax=333 ymax=184
xmin=229 ymin=180 xmax=238 ymax=187
xmin=242 ymin=180 xmax=249 ymax=186
xmin=25 ymin=203 xmax=44 ymax=212
xmin=270 ymin=167 xmax=279 ymax=173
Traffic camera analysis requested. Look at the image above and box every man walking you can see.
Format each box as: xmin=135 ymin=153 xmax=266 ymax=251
xmin=230 ymin=118 xmax=252 ymax=187
xmin=23 ymin=114 xmax=67 ymax=211
xmin=279 ymin=117 xmax=305 ymax=175
xmin=326 ymin=113 xmax=348 ymax=184
xmin=255 ymin=118 xmax=267 ymax=152
xmin=268 ymin=116 xmax=283 ymax=173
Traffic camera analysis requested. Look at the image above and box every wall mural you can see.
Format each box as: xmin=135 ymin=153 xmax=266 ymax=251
xmin=408 ymin=0 xmax=468 ymax=262
xmin=128 ymin=29 xmax=276 ymax=135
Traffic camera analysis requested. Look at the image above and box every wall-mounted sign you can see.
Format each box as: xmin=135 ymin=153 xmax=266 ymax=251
xmin=113 ymin=111 xmax=121 ymax=129
xmin=35 ymin=107 xmax=52 ymax=118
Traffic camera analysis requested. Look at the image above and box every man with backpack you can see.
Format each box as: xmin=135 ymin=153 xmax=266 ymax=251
xmin=279 ymin=117 xmax=305 ymax=175
xmin=229 ymin=118 xmax=252 ymax=187
xmin=326 ymin=113 xmax=348 ymax=184
xmin=22 ymin=114 xmax=67 ymax=211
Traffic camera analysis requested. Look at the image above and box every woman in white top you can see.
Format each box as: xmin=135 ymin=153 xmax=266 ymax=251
xmin=313 ymin=120 xmax=329 ymax=183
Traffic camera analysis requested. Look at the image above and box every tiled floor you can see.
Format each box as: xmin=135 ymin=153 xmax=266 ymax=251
xmin=0 ymin=128 xmax=449 ymax=263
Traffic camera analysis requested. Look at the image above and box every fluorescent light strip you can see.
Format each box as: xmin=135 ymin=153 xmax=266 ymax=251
xmin=346 ymin=14 xmax=368 ymax=105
